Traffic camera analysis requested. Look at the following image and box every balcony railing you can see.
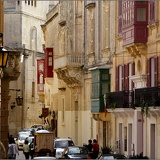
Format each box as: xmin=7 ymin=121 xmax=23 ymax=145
xmin=107 ymin=90 xmax=134 ymax=108
xmin=54 ymin=54 xmax=84 ymax=70
xmin=134 ymin=87 xmax=160 ymax=107
xmin=107 ymin=87 xmax=160 ymax=109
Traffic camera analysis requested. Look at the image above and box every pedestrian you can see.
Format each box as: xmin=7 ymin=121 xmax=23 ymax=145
xmin=29 ymin=139 xmax=35 ymax=159
xmin=86 ymin=139 xmax=92 ymax=152
xmin=12 ymin=139 xmax=19 ymax=159
xmin=23 ymin=139 xmax=30 ymax=159
xmin=9 ymin=135 xmax=14 ymax=144
xmin=92 ymin=139 xmax=99 ymax=159
xmin=8 ymin=140 xmax=14 ymax=159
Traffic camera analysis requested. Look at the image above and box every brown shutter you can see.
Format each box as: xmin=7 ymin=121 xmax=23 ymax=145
xmin=116 ymin=66 xmax=119 ymax=91
xmin=147 ymin=58 xmax=151 ymax=87
xmin=125 ymin=64 xmax=129 ymax=91
xmin=122 ymin=65 xmax=125 ymax=91
xmin=132 ymin=62 xmax=135 ymax=90
xmin=154 ymin=56 xmax=158 ymax=86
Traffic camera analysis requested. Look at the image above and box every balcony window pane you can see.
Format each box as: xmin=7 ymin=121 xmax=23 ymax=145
xmin=137 ymin=8 xmax=146 ymax=21
xmin=102 ymin=83 xmax=108 ymax=95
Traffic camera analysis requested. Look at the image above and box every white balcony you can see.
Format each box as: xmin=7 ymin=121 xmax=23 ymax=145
xmin=54 ymin=54 xmax=84 ymax=70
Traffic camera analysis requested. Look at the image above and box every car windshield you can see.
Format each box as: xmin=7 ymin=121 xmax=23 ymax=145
xmin=28 ymin=137 xmax=34 ymax=143
xmin=19 ymin=135 xmax=28 ymax=141
xmin=55 ymin=140 xmax=74 ymax=148
xmin=68 ymin=147 xmax=88 ymax=155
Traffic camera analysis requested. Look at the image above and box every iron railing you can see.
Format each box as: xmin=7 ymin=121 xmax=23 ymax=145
xmin=134 ymin=86 xmax=160 ymax=107
xmin=108 ymin=87 xmax=160 ymax=109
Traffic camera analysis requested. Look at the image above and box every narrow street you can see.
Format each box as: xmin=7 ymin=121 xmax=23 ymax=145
xmin=16 ymin=150 xmax=25 ymax=160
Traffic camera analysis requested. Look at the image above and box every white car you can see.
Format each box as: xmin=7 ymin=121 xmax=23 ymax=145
xmin=17 ymin=134 xmax=29 ymax=150
xmin=53 ymin=138 xmax=74 ymax=159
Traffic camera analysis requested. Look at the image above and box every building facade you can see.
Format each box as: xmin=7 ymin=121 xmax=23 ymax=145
xmin=42 ymin=1 xmax=160 ymax=159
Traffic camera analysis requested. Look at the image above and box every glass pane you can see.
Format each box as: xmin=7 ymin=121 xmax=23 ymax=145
xmin=3 ymin=53 xmax=8 ymax=66
xmin=0 ymin=54 xmax=2 ymax=66
xmin=137 ymin=8 xmax=146 ymax=21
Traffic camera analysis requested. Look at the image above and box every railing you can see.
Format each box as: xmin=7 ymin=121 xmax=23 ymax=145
xmin=107 ymin=90 xmax=134 ymax=108
xmin=134 ymin=87 xmax=160 ymax=107
xmin=108 ymin=87 xmax=160 ymax=109
xmin=54 ymin=54 xmax=84 ymax=69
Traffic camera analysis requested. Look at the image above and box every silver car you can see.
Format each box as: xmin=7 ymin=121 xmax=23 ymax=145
xmin=53 ymin=138 xmax=74 ymax=159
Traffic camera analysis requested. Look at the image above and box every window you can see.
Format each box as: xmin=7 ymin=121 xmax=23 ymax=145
xmin=124 ymin=127 xmax=127 ymax=151
xmin=116 ymin=63 xmax=135 ymax=91
xmin=117 ymin=65 xmax=124 ymax=91
xmin=62 ymin=98 xmax=65 ymax=123
xmin=129 ymin=62 xmax=135 ymax=90
xmin=137 ymin=8 xmax=146 ymax=21
xmin=147 ymin=57 xmax=158 ymax=87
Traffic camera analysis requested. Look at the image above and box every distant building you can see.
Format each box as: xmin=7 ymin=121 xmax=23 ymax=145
xmin=4 ymin=1 xmax=55 ymax=135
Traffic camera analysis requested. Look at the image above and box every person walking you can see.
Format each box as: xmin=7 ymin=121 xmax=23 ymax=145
xmin=86 ymin=139 xmax=92 ymax=152
xmin=92 ymin=139 xmax=99 ymax=159
xmin=29 ymin=139 xmax=35 ymax=159
xmin=8 ymin=140 xmax=14 ymax=159
xmin=23 ymin=140 xmax=30 ymax=159
xmin=12 ymin=139 xmax=19 ymax=159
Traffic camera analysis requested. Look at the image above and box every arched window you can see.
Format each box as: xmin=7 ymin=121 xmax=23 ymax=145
xmin=30 ymin=27 xmax=37 ymax=51
xmin=30 ymin=27 xmax=37 ymax=66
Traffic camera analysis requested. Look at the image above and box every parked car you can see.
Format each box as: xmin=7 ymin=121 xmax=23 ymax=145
xmin=22 ymin=128 xmax=35 ymax=136
xmin=18 ymin=131 xmax=31 ymax=137
xmin=53 ymin=138 xmax=74 ymax=159
xmin=100 ymin=153 xmax=127 ymax=160
xmin=17 ymin=134 xmax=29 ymax=150
xmin=31 ymin=124 xmax=44 ymax=131
xmin=61 ymin=146 xmax=88 ymax=159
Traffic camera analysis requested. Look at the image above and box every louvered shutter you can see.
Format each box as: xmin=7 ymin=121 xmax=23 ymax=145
xmin=154 ymin=56 xmax=158 ymax=86
xmin=122 ymin=65 xmax=125 ymax=90
xmin=125 ymin=64 xmax=129 ymax=91
xmin=147 ymin=58 xmax=151 ymax=87
xmin=132 ymin=62 xmax=135 ymax=90
xmin=116 ymin=66 xmax=119 ymax=91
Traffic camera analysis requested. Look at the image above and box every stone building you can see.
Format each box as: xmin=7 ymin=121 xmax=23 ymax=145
xmin=0 ymin=1 xmax=21 ymax=157
xmin=4 ymin=1 xmax=55 ymax=136
xmin=42 ymin=1 xmax=160 ymax=159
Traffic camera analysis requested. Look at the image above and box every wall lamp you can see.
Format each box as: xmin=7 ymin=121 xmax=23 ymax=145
xmin=9 ymin=89 xmax=23 ymax=106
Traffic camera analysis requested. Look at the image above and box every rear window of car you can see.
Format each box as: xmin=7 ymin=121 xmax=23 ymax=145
xmin=69 ymin=147 xmax=88 ymax=155
xmin=55 ymin=140 xmax=74 ymax=148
